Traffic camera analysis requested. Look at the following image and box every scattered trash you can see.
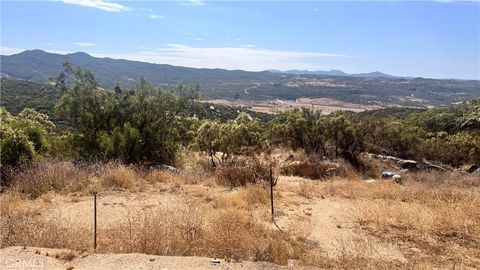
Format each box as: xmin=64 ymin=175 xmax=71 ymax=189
xmin=382 ymin=171 xmax=399 ymax=179
xmin=210 ymin=258 xmax=221 ymax=266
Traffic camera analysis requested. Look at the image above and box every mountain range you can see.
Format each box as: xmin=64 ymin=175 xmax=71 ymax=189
xmin=268 ymin=69 xmax=396 ymax=78
xmin=1 ymin=50 xmax=479 ymax=107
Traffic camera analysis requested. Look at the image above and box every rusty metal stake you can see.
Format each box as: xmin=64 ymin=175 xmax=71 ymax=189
xmin=270 ymin=166 xmax=274 ymax=221
xmin=93 ymin=192 xmax=97 ymax=251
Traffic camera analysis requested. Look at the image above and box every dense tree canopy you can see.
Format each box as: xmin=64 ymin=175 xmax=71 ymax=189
xmin=1 ymin=66 xmax=479 ymax=172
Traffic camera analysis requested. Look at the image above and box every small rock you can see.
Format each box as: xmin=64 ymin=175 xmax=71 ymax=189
xmin=287 ymin=259 xmax=298 ymax=267
xmin=466 ymin=164 xmax=479 ymax=174
xmin=409 ymin=247 xmax=421 ymax=253
xmin=397 ymin=160 xmax=418 ymax=171
xmin=149 ymin=258 xmax=155 ymax=262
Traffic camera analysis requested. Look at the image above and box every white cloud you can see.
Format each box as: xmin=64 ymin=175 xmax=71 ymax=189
xmin=0 ymin=46 xmax=24 ymax=55
xmin=180 ymin=0 xmax=206 ymax=6
xmin=0 ymin=44 xmax=350 ymax=71
xmin=149 ymin=15 xmax=165 ymax=19
xmin=62 ymin=0 xmax=131 ymax=12
xmin=72 ymin=42 xmax=97 ymax=47
xmin=92 ymin=44 xmax=350 ymax=71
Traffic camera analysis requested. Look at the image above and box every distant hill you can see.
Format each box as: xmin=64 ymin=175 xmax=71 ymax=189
xmin=271 ymin=69 xmax=396 ymax=78
xmin=1 ymin=50 xmax=479 ymax=107
xmin=0 ymin=49 xmax=278 ymax=87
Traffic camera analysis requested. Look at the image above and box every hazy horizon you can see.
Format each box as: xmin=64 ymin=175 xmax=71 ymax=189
xmin=1 ymin=0 xmax=479 ymax=80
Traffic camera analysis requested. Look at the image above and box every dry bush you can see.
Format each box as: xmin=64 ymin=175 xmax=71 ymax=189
xmin=100 ymin=163 xmax=144 ymax=190
xmin=100 ymin=205 xmax=204 ymax=256
xmin=281 ymin=161 xmax=350 ymax=180
xmin=177 ymin=150 xmax=215 ymax=177
xmin=202 ymin=208 xmax=306 ymax=264
xmin=214 ymin=184 xmax=269 ymax=210
xmin=54 ymin=250 xmax=77 ymax=261
xmin=216 ymin=158 xmax=272 ymax=187
xmin=9 ymin=160 xmax=92 ymax=199
xmin=145 ymin=170 xmax=183 ymax=185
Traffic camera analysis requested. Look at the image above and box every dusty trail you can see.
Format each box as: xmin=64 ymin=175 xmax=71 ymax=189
xmin=274 ymin=176 xmax=406 ymax=262
xmin=0 ymin=246 xmax=290 ymax=270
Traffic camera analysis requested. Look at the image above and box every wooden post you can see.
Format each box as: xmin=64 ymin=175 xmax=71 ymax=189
xmin=93 ymin=192 xmax=97 ymax=251
xmin=270 ymin=166 xmax=274 ymax=221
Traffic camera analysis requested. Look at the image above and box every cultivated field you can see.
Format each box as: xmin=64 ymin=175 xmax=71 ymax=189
xmin=203 ymin=97 xmax=383 ymax=115
xmin=1 ymin=152 xmax=479 ymax=270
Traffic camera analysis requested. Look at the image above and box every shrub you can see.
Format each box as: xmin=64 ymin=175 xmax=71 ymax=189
xmin=101 ymin=163 xmax=140 ymax=190
xmin=281 ymin=161 xmax=346 ymax=180
xmin=215 ymin=158 xmax=272 ymax=187
xmin=10 ymin=160 xmax=91 ymax=198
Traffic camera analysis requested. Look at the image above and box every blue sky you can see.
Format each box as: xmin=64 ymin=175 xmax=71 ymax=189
xmin=1 ymin=0 xmax=479 ymax=79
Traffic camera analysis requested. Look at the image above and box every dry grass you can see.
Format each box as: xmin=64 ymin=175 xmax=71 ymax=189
xmin=10 ymin=160 xmax=91 ymax=199
xmin=296 ymin=180 xmax=324 ymax=199
xmin=213 ymin=184 xmax=269 ymax=210
xmin=5 ymin=160 xmax=207 ymax=199
xmin=0 ymin=197 xmax=308 ymax=265
xmin=318 ymin=172 xmax=480 ymax=267
xmin=281 ymin=160 xmax=351 ymax=180
xmin=100 ymin=163 xmax=142 ymax=190
xmin=2 ymin=158 xmax=479 ymax=268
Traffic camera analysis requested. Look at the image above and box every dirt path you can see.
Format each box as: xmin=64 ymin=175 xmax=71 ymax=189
xmin=0 ymin=246 xmax=292 ymax=270
xmin=274 ymin=176 xmax=406 ymax=262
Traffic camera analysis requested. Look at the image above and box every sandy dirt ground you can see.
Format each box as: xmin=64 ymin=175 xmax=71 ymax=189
xmin=0 ymin=176 xmax=408 ymax=269
xmin=0 ymin=246 xmax=295 ymax=270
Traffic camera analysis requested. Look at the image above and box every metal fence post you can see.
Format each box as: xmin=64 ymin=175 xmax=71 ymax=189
xmin=93 ymin=192 xmax=97 ymax=251
xmin=270 ymin=166 xmax=274 ymax=221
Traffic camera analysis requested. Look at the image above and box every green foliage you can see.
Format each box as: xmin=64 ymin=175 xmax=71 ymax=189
xmin=0 ymin=108 xmax=54 ymax=170
xmin=192 ymin=114 xmax=265 ymax=167
xmin=1 ymin=62 xmax=478 ymax=170
xmin=0 ymin=77 xmax=61 ymax=120
xmin=55 ymin=65 xmax=199 ymax=164
xmin=268 ymin=108 xmax=327 ymax=155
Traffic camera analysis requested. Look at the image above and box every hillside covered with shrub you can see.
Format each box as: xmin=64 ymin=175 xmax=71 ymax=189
xmin=1 ymin=66 xmax=479 ymax=178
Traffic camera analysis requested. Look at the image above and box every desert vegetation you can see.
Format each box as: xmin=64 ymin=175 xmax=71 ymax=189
xmin=1 ymin=66 xmax=479 ymax=269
